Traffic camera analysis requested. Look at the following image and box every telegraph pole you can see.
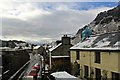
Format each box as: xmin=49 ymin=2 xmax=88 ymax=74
xmin=49 ymin=51 xmax=51 ymax=70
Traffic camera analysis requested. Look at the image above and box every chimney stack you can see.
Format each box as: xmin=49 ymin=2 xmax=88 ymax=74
xmin=62 ymin=34 xmax=70 ymax=45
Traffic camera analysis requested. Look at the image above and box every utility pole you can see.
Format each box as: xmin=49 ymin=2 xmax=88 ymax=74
xmin=43 ymin=47 xmax=46 ymax=80
xmin=43 ymin=44 xmax=48 ymax=80
xmin=49 ymin=51 xmax=51 ymax=70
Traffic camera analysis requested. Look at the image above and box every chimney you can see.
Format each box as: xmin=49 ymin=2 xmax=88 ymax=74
xmin=62 ymin=34 xmax=70 ymax=45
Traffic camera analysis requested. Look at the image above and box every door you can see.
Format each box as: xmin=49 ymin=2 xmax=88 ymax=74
xmin=95 ymin=68 xmax=101 ymax=80
xmin=84 ymin=65 xmax=89 ymax=78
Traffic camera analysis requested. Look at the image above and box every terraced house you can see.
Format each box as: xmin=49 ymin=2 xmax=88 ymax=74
xmin=70 ymin=32 xmax=120 ymax=80
xmin=48 ymin=35 xmax=72 ymax=73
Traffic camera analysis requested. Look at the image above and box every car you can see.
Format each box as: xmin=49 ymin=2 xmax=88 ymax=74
xmin=33 ymin=64 xmax=40 ymax=69
xmin=29 ymin=69 xmax=37 ymax=76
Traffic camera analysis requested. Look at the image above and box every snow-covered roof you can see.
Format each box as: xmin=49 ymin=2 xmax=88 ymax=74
xmin=12 ymin=47 xmax=19 ymax=50
xmin=49 ymin=43 xmax=62 ymax=52
xmin=70 ymin=32 xmax=120 ymax=50
xmin=0 ymin=46 xmax=31 ymax=51
xmin=0 ymin=47 xmax=12 ymax=51
xmin=70 ymin=36 xmax=97 ymax=49
xmin=51 ymin=71 xmax=78 ymax=79
xmin=22 ymin=46 xmax=31 ymax=49
xmin=51 ymin=56 xmax=70 ymax=58
xmin=33 ymin=45 xmax=41 ymax=49
xmin=71 ymin=47 xmax=120 ymax=51
xmin=0 ymin=47 xmax=11 ymax=49
xmin=15 ymin=42 xmax=26 ymax=47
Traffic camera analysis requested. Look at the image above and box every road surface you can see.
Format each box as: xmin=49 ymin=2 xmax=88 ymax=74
xmin=22 ymin=53 xmax=43 ymax=80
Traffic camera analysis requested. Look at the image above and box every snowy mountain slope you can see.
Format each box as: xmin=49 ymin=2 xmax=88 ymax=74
xmin=72 ymin=4 xmax=120 ymax=45
xmin=89 ymin=5 xmax=120 ymax=34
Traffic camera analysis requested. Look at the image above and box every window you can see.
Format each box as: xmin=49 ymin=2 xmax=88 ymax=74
xmin=76 ymin=51 xmax=79 ymax=60
xmin=118 ymin=26 xmax=120 ymax=31
xmin=95 ymin=51 xmax=100 ymax=63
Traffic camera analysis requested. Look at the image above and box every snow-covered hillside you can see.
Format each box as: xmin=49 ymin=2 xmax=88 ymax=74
xmin=72 ymin=4 xmax=120 ymax=45
xmin=0 ymin=40 xmax=32 ymax=51
xmin=89 ymin=5 xmax=120 ymax=34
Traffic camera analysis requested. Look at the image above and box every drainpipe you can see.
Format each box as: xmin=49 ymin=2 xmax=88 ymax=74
xmin=90 ymin=51 xmax=93 ymax=79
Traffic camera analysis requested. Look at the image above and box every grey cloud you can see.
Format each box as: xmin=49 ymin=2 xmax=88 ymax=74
xmin=2 ymin=10 xmax=95 ymax=43
xmin=2 ymin=18 xmax=33 ymax=35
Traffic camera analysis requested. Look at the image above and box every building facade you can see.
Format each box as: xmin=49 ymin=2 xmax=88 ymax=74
xmin=49 ymin=35 xmax=72 ymax=73
xmin=50 ymin=56 xmax=70 ymax=73
xmin=70 ymin=48 xmax=120 ymax=80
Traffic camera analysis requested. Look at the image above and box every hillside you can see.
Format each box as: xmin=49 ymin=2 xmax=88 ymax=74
xmin=0 ymin=40 xmax=33 ymax=50
xmin=72 ymin=4 xmax=120 ymax=45
xmin=89 ymin=5 xmax=120 ymax=34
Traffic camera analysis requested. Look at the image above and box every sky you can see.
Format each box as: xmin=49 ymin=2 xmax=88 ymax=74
xmin=0 ymin=1 xmax=118 ymax=44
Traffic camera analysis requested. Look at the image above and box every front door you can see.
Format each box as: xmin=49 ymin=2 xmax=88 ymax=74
xmin=95 ymin=68 xmax=101 ymax=80
xmin=84 ymin=65 xmax=89 ymax=78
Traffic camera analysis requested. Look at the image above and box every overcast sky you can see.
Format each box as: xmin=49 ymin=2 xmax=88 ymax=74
xmin=0 ymin=1 xmax=118 ymax=44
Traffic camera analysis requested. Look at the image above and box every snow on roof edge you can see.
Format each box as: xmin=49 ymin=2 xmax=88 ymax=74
xmin=51 ymin=56 xmax=70 ymax=58
xmin=33 ymin=45 xmax=41 ymax=49
xmin=49 ymin=43 xmax=62 ymax=52
xmin=70 ymin=47 xmax=120 ymax=51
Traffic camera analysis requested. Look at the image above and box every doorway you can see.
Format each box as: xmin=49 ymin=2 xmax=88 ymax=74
xmin=95 ymin=68 xmax=101 ymax=80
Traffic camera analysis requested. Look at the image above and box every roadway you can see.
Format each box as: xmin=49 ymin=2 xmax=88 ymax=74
xmin=22 ymin=53 xmax=43 ymax=80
